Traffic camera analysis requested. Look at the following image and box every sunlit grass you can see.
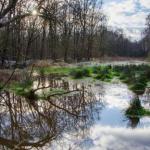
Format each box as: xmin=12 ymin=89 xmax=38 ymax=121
xmin=37 ymin=67 xmax=71 ymax=76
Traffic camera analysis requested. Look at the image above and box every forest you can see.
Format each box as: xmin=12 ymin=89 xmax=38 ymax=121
xmin=0 ymin=0 xmax=149 ymax=66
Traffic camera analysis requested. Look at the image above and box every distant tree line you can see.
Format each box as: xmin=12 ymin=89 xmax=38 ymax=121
xmin=0 ymin=0 xmax=149 ymax=64
xmin=141 ymin=14 xmax=150 ymax=57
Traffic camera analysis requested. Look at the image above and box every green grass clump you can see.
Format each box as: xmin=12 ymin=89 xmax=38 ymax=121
xmin=129 ymin=82 xmax=147 ymax=95
xmin=126 ymin=107 xmax=150 ymax=117
xmin=94 ymin=66 xmax=113 ymax=82
xmin=129 ymin=75 xmax=147 ymax=95
xmin=92 ymin=66 xmax=101 ymax=74
xmin=126 ymin=97 xmax=150 ymax=117
xmin=70 ymin=67 xmax=90 ymax=79
xmin=95 ymin=73 xmax=112 ymax=81
xmin=37 ymin=67 xmax=71 ymax=76
xmin=9 ymin=80 xmax=37 ymax=99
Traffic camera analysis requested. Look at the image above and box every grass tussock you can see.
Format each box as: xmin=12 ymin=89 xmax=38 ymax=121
xmin=126 ymin=97 xmax=150 ymax=117
xmin=70 ymin=67 xmax=91 ymax=79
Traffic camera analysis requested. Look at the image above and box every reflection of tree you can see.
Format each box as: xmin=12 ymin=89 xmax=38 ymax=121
xmin=0 ymin=77 xmax=98 ymax=149
xmin=127 ymin=117 xmax=140 ymax=129
xmin=126 ymin=96 xmax=141 ymax=128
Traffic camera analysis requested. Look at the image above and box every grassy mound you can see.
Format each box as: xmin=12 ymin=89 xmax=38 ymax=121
xmin=126 ymin=97 xmax=150 ymax=117
xmin=70 ymin=68 xmax=91 ymax=79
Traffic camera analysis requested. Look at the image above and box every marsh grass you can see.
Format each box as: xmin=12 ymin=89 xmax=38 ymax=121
xmin=7 ymin=64 xmax=150 ymax=96
xmin=37 ymin=67 xmax=71 ymax=76
xmin=70 ymin=67 xmax=91 ymax=79
xmin=126 ymin=97 xmax=150 ymax=117
xmin=9 ymin=80 xmax=37 ymax=99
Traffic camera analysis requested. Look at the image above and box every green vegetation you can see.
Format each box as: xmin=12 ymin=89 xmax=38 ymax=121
xmin=0 ymin=84 xmax=3 ymax=92
xmin=129 ymin=82 xmax=147 ymax=95
xmin=126 ymin=97 xmax=150 ymax=117
xmin=93 ymin=66 xmax=113 ymax=81
xmin=2 ymin=64 xmax=145 ymax=96
xmin=37 ymin=67 xmax=71 ymax=76
xmin=35 ymin=64 xmax=150 ymax=94
xmin=70 ymin=67 xmax=91 ymax=79
xmin=112 ymin=64 xmax=150 ymax=95
xmin=9 ymin=80 xmax=37 ymax=100
xmin=8 ymin=79 xmax=67 ymax=100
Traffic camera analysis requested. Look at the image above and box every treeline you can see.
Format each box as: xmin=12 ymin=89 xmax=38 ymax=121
xmin=0 ymin=0 xmax=149 ymax=63
xmin=141 ymin=14 xmax=150 ymax=57
xmin=98 ymin=27 xmax=146 ymax=57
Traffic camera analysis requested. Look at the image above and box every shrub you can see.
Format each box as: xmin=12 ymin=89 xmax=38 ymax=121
xmin=70 ymin=67 xmax=90 ymax=79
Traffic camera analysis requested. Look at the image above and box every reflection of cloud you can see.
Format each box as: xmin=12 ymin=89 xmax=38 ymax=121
xmin=102 ymin=83 xmax=133 ymax=109
xmin=139 ymin=0 xmax=150 ymax=9
xmin=90 ymin=126 xmax=150 ymax=150
xmin=50 ymin=82 xmax=150 ymax=150
xmin=51 ymin=126 xmax=150 ymax=150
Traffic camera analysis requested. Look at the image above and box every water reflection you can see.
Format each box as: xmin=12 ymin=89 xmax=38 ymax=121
xmin=0 ymin=77 xmax=99 ymax=150
xmin=50 ymin=80 xmax=150 ymax=150
xmin=51 ymin=126 xmax=150 ymax=150
xmin=127 ymin=117 xmax=140 ymax=128
xmin=0 ymin=76 xmax=150 ymax=150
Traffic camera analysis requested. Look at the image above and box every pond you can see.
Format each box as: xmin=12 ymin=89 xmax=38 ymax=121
xmin=50 ymin=79 xmax=150 ymax=150
xmin=0 ymin=74 xmax=150 ymax=150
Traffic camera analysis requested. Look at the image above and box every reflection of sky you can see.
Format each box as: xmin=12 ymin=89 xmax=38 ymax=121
xmin=50 ymin=82 xmax=150 ymax=150
xmin=51 ymin=126 xmax=150 ymax=150
xmin=89 ymin=126 xmax=150 ymax=150
xmin=102 ymin=83 xmax=132 ymax=109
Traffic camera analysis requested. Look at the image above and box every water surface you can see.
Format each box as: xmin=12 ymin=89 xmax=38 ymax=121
xmin=50 ymin=80 xmax=150 ymax=150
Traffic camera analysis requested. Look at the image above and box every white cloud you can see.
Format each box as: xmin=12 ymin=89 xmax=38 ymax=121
xmin=103 ymin=0 xmax=149 ymax=41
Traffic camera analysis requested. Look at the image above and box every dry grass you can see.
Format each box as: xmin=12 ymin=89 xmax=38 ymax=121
xmin=0 ymin=70 xmax=22 ymax=83
xmin=31 ymin=59 xmax=71 ymax=68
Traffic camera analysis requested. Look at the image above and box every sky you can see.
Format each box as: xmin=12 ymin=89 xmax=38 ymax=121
xmin=103 ymin=0 xmax=150 ymax=41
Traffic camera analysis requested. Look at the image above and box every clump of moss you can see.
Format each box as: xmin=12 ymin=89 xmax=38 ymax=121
xmin=126 ymin=96 xmax=150 ymax=117
xmin=94 ymin=66 xmax=113 ymax=82
xmin=95 ymin=73 xmax=112 ymax=82
xmin=70 ymin=67 xmax=90 ymax=79
xmin=129 ymin=82 xmax=147 ymax=95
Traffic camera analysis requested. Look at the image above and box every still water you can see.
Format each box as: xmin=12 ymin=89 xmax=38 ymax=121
xmin=50 ymin=80 xmax=150 ymax=150
xmin=0 ymin=76 xmax=150 ymax=150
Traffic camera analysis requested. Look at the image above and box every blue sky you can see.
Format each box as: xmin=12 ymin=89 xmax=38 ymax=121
xmin=103 ymin=0 xmax=150 ymax=41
